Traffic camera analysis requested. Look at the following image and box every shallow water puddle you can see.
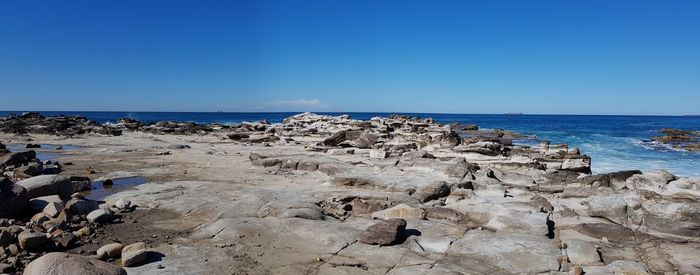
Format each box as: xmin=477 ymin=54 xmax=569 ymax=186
xmin=5 ymin=143 xmax=80 ymax=161
xmin=80 ymin=176 xmax=147 ymax=201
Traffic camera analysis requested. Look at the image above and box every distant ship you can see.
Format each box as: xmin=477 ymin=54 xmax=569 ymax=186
xmin=504 ymin=112 xmax=523 ymax=116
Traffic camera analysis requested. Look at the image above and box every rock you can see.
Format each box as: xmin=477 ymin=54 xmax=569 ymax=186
xmin=564 ymin=239 xmax=602 ymax=265
xmin=114 ymin=199 xmax=131 ymax=210
xmin=587 ymin=194 xmax=627 ymax=225
xmin=606 ymin=260 xmax=649 ymax=275
xmin=121 ymin=242 xmax=148 ymax=267
xmin=25 ymin=143 xmax=41 ymax=149
xmin=371 ymin=204 xmax=425 ymax=220
xmin=0 ymin=263 xmax=11 ymax=273
xmin=42 ymin=202 xmax=63 ymax=218
xmin=369 ymin=149 xmax=389 ymax=159
xmin=0 ymin=177 xmax=29 ymax=218
xmin=412 ymin=182 xmax=450 ymax=202
xmin=323 ymin=130 xmax=347 ymax=147
xmin=560 ymin=157 xmax=592 ymax=173
xmin=24 ymin=252 xmax=126 ymax=275
xmin=87 ymin=209 xmax=111 ymax=223
xmin=0 ymin=229 xmax=16 ymax=247
xmin=28 ymin=195 xmax=62 ymax=212
xmin=16 ymin=175 xmax=74 ymax=200
xmin=97 ymin=243 xmax=124 ymax=259
xmin=227 ymin=133 xmax=249 ymax=140
xmin=350 ymin=199 xmax=387 ymax=217
xmin=17 ymin=231 xmax=48 ymax=250
xmin=447 ymin=230 xmax=561 ymax=274
xmin=425 ymin=207 xmax=465 ymax=223
xmin=358 ymin=219 xmax=407 ymax=246
xmin=74 ymin=227 xmax=91 ymax=237
xmin=65 ymin=198 xmax=99 ymax=215
xmin=0 ymin=151 xmax=36 ymax=168
xmin=20 ymin=162 xmax=44 ymax=177
xmin=30 ymin=212 xmax=51 ymax=224
xmin=625 ymin=170 xmax=677 ymax=191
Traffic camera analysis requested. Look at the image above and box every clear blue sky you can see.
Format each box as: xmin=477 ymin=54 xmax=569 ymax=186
xmin=1 ymin=0 xmax=699 ymax=115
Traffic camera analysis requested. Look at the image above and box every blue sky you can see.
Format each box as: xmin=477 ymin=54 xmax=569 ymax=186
xmin=1 ymin=0 xmax=699 ymax=115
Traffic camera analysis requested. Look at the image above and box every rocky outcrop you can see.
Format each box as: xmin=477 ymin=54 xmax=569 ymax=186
xmin=24 ymin=252 xmax=125 ymax=275
xmin=0 ymin=177 xmax=29 ymax=217
xmin=651 ymin=128 xmax=700 ymax=151
xmin=16 ymin=175 xmax=73 ymax=200
xmin=358 ymin=219 xmax=407 ymax=246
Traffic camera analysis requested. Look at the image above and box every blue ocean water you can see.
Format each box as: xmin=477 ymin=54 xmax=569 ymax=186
xmin=2 ymin=111 xmax=699 ymax=177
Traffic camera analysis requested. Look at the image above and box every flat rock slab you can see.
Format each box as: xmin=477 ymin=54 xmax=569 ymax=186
xmin=447 ymin=230 xmax=561 ymax=274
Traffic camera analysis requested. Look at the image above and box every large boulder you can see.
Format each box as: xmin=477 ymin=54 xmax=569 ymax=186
xmin=0 ymin=151 xmax=36 ymax=168
xmin=358 ymin=219 xmax=407 ymax=246
xmin=587 ymin=194 xmax=628 ymax=225
xmin=412 ymin=182 xmax=450 ymax=202
xmin=24 ymin=252 xmax=126 ymax=275
xmin=0 ymin=177 xmax=29 ymax=218
xmin=626 ymin=170 xmax=677 ymax=191
xmin=18 ymin=231 xmax=48 ymax=250
xmin=16 ymin=175 xmax=73 ymax=200
xmin=121 ymin=242 xmax=149 ymax=267
xmin=97 ymin=243 xmax=124 ymax=259
xmin=65 ymin=198 xmax=99 ymax=215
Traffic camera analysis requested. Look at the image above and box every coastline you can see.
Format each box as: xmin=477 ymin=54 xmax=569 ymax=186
xmin=1 ymin=112 xmax=699 ymax=274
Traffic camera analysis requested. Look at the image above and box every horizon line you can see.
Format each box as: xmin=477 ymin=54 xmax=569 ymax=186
xmin=0 ymin=110 xmax=698 ymax=117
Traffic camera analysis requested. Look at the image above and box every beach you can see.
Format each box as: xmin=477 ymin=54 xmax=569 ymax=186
xmin=1 ymin=112 xmax=699 ymax=274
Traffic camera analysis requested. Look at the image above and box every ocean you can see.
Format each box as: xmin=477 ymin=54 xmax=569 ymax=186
xmin=2 ymin=111 xmax=699 ymax=177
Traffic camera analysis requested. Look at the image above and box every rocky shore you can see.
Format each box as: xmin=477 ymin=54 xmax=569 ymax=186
xmin=1 ymin=112 xmax=699 ymax=274
xmin=652 ymin=128 xmax=700 ymax=152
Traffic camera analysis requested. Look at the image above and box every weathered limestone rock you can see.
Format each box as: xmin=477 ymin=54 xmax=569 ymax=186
xmin=371 ymin=204 xmax=425 ymax=220
xmin=625 ymin=170 xmax=677 ymax=191
xmin=24 ymin=252 xmax=126 ymax=275
xmin=323 ymin=130 xmax=347 ymax=146
xmin=447 ymin=230 xmax=561 ymax=274
xmin=16 ymin=175 xmax=73 ymax=200
xmin=369 ymin=149 xmax=388 ymax=159
xmin=425 ymin=207 xmax=465 ymax=223
xmin=121 ymin=242 xmax=149 ymax=267
xmin=412 ymin=182 xmax=450 ymax=203
xmin=358 ymin=219 xmax=407 ymax=246
xmin=560 ymin=157 xmax=592 ymax=173
xmin=588 ymin=194 xmax=627 ymax=224
xmin=97 ymin=243 xmax=124 ymax=259
xmin=564 ymin=239 xmax=602 ymax=266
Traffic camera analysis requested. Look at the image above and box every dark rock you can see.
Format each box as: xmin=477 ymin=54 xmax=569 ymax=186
xmin=0 ymin=151 xmax=37 ymax=169
xmin=0 ymin=177 xmax=29 ymax=218
xmin=25 ymin=144 xmax=41 ymax=149
xmin=227 ymin=133 xmax=250 ymax=140
xmin=323 ymin=130 xmax=347 ymax=147
xmin=358 ymin=219 xmax=407 ymax=246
